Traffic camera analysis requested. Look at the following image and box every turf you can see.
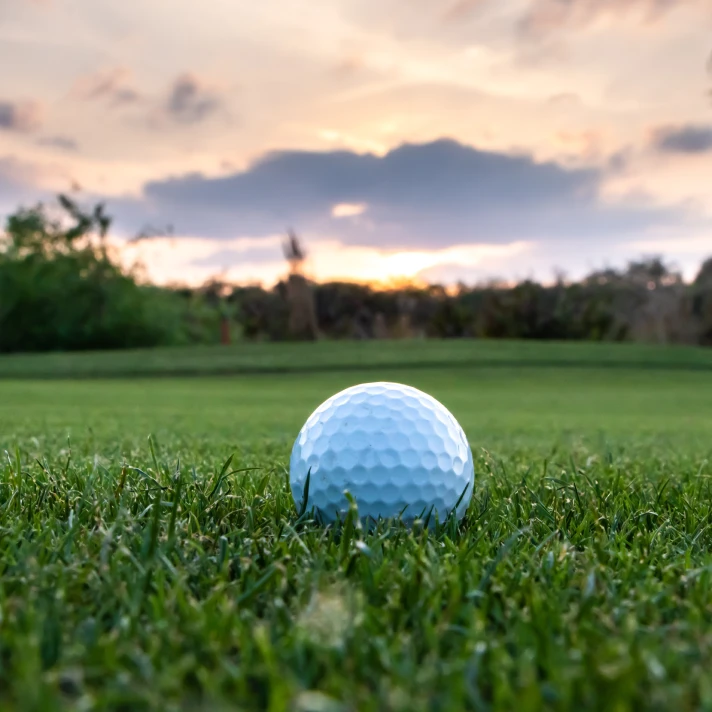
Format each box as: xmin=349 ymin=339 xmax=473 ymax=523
xmin=2 ymin=338 xmax=712 ymax=379
xmin=1 ymin=345 xmax=712 ymax=711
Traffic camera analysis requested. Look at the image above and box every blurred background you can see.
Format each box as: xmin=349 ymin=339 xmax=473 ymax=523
xmin=1 ymin=0 xmax=711 ymax=352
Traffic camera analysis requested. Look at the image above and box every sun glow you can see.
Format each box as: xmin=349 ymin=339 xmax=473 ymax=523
xmin=331 ymin=203 xmax=368 ymax=218
xmin=114 ymin=234 xmax=533 ymax=289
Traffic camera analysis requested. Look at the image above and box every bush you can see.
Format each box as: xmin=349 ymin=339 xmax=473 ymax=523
xmin=0 ymin=196 xmax=195 ymax=352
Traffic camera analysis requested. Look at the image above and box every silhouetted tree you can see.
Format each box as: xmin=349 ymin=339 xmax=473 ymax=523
xmin=281 ymin=228 xmax=319 ymax=340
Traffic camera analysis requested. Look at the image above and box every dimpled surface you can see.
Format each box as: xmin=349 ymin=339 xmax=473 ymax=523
xmin=289 ymin=382 xmax=474 ymax=524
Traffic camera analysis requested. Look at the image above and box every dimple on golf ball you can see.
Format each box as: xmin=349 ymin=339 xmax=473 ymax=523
xmin=289 ymin=381 xmax=475 ymax=524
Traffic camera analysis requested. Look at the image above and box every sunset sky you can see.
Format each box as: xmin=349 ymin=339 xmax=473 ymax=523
xmin=1 ymin=0 xmax=711 ymax=287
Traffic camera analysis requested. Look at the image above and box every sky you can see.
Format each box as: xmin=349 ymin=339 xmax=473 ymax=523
xmin=1 ymin=0 xmax=711 ymax=288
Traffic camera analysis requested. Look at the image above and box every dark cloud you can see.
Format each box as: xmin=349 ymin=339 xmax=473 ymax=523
xmin=651 ymin=124 xmax=712 ymax=154
xmin=106 ymin=138 xmax=696 ymax=251
xmin=36 ymin=135 xmax=79 ymax=152
xmin=519 ymin=0 xmax=688 ymax=37
xmin=0 ymin=100 xmax=42 ymax=132
xmin=165 ymin=74 xmax=222 ymax=124
xmin=72 ymin=68 xmax=141 ymax=106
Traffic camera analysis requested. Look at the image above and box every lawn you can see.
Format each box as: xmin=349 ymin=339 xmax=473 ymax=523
xmin=1 ymin=340 xmax=712 ymax=711
xmin=1 ymin=337 xmax=712 ymax=379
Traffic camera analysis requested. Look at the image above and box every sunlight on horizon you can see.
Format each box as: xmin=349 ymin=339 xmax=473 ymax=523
xmin=115 ymin=234 xmax=534 ymax=289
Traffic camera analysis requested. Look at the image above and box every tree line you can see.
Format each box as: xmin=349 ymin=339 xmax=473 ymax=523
xmin=221 ymin=258 xmax=712 ymax=346
xmin=1 ymin=194 xmax=710 ymax=352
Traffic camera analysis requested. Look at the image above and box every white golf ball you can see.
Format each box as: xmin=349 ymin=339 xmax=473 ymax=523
xmin=289 ymin=381 xmax=474 ymax=525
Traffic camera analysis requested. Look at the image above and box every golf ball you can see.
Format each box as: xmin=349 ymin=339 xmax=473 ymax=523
xmin=289 ymin=381 xmax=474 ymax=525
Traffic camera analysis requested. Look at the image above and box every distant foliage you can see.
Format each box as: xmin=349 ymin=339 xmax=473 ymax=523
xmin=1 ymin=195 xmax=711 ymax=352
xmin=219 ymin=256 xmax=712 ymax=347
xmin=692 ymin=257 xmax=712 ymax=346
xmin=0 ymin=195 xmax=200 ymax=352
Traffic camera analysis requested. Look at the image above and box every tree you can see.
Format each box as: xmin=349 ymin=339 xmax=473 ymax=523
xmin=0 ymin=194 xmax=187 ymax=352
xmin=281 ymin=228 xmax=319 ymax=340
xmin=692 ymin=256 xmax=712 ymax=345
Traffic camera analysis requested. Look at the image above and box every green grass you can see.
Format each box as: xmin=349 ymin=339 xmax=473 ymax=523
xmin=1 ymin=342 xmax=712 ymax=710
xmin=2 ymin=338 xmax=712 ymax=379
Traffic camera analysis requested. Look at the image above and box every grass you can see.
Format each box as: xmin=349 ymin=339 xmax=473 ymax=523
xmin=1 ymin=341 xmax=712 ymax=711
xmin=1 ymin=337 xmax=712 ymax=379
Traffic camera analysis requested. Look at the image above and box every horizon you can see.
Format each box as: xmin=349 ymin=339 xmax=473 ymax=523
xmin=1 ymin=0 xmax=711 ymax=289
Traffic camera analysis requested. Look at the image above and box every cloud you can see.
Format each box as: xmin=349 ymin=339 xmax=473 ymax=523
xmin=0 ymin=100 xmax=43 ymax=132
xmin=607 ymin=148 xmax=634 ymax=173
xmin=190 ymin=246 xmax=281 ymax=268
xmin=333 ymin=54 xmax=368 ymax=77
xmin=554 ymin=129 xmax=604 ymax=160
xmin=0 ymin=157 xmax=32 ymax=192
xmin=651 ymin=124 xmax=712 ymax=154
xmin=0 ymin=156 xmax=52 ymax=215
xmin=71 ymin=67 xmax=141 ymax=105
xmin=416 ymin=261 xmax=506 ymax=285
xmin=115 ymin=235 xmax=287 ymax=286
xmin=332 ymin=202 xmax=367 ymax=218
xmin=164 ymin=73 xmax=223 ymax=124
xmin=338 ymin=0 xmax=504 ymax=45
xmin=104 ymin=138 xmax=697 ymax=252
xmin=518 ymin=0 xmax=694 ymax=37
xmin=70 ymin=69 xmax=227 ymax=128
xmin=36 ymin=135 xmax=79 ymax=152
xmin=547 ymin=92 xmax=581 ymax=107
xmin=441 ymin=0 xmax=488 ymax=21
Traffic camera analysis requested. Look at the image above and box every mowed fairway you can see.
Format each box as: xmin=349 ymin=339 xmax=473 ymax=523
xmin=1 ymin=340 xmax=712 ymax=711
